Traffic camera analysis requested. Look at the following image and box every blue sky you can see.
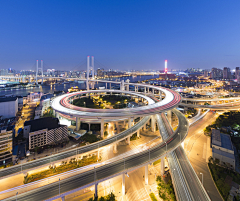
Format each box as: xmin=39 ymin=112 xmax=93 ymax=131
xmin=0 ymin=0 xmax=240 ymax=71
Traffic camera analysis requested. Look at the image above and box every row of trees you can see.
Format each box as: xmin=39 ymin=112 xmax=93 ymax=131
xmin=156 ymin=175 xmax=176 ymax=201
xmin=88 ymin=192 xmax=116 ymax=201
xmin=24 ymin=155 xmax=100 ymax=184
xmin=208 ymin=157 xmax=240 ymax=200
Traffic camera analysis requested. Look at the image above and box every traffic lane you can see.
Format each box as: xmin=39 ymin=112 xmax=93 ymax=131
xmin=176 ymin=147 xmax=209 ymax=201
xmin=187 ymin=115 xmax=223 ymax=201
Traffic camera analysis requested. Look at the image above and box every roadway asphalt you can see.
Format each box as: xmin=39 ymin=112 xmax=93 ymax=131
xmin=159 ymin=111 xmax=210 ymax=201
xmin=3 ymin=110 xmax=189 ymax=201
xmin=181 ymin=102 xmax=240 ymax=110
xmin=186 ymin=111 xmax=223 ymax=201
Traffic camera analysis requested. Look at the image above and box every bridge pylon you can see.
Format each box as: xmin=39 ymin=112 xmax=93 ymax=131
xmin=36 ymin=60 xmax=43 ymax=85
xmin=86 ymin=56 xmax=94 ymax=90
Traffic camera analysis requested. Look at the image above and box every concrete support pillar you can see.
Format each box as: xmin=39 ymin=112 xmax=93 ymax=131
xmin=145 ymin=165 xmax=148 ymax=185
xmin=61 ymin=196 xmax=65 ymax=201
xmin=128 ymin=118 xmax=131 ymax=128
xmin=56 ymin=112 xmax=59 ymax=119
xmin=167 ymin=110 xmax=172 ymax=126
xmin=159 ymin=91 xmax=162 ymax=100
xmin=88 ymin=123 xmax=91 ymax=131
xmin=76 ymin=117 xmax=81 ymax=131
xmin=137 ymin=130 xmax=140 ymax=138
xmin=152 ymin=89 xmax=154 ymax=94
xmin=110 ymin=83 xmax=111 ymax=89
xmin=126 ymin=136 xmax=130 ymax=145
xmin=147 ymin=87 xmax=150 ymax=93
xmin=137 ymin=86 xmax=138 ymax=92
xmin=160 ymin=157 xmax=165 ymax=176
xmin=122 ymin=173 xmax=125 ymax=195
xmin=151 ymin=115 xmax=156 ymax=132
xmin=120 ymin=80 xmax=125 ymax=91
xmin=113 ymin=143 xmax=117 ymax=153
xmin=116 ymin=121 xmax=120 ymax=133
xmin=144 ymin=122 xmax=147 ymax=130
xmin=101 ymin=119 xmax=104 ymax=138
xmin=135 ymin=86 xmax=137 ymax=92
xmin=97 ymin=150 xmax=100 ymax=159
xmin=144 ymin=87 xmax=146 ymax=93
xmin=95 ymin=183 xmax=98 ymax=198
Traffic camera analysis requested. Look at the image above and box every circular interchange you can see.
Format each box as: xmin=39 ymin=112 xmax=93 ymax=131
xmin=51 ymin=84 xmax=182 ymax=119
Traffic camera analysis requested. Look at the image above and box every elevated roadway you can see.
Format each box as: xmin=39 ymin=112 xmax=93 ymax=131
xmin=3 ymin=109 xmax=190 ymax=201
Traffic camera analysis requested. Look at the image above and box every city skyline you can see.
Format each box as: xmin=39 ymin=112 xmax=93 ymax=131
xmin=1 ymin=1 xmax=240 ymax=71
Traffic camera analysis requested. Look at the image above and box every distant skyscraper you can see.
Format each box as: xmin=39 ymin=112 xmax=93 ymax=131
xmin=210 ymin=68 xmax=223 ymax=79
xmin=235 ymin=67 xmax=240 ymax=79
xmin=223 ymin=67 xmax=231 ymax=79
xmin=204 ymin=70 xmax=208 ymax=77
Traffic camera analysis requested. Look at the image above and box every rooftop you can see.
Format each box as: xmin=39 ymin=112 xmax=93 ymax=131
xmin=212 ymin=129 xmax=233 ymax=151
xmin=221 ymin=133 xmax=233 ymax=151
xmin=24 ymin=117 xmax=60 ymax=132
xmin=0 ymin=96 xmax=17 ymax=103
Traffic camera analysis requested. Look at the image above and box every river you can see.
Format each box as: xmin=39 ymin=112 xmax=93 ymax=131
xmin=0 ymin=75 xmax=159 ymax=97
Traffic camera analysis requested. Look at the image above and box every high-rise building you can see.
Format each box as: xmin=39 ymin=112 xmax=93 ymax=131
xmin=223 ymin=67 xmax=231 ymax=79
xmin=210 ymin=68 xmax=223 ymax=79
xmin=0 ymin=127 xmax=13 ymax=165
xmin=204 ymin=70 xmax=208 ymax=77
xmin=235 ymin=67 xmax=240 ymax=79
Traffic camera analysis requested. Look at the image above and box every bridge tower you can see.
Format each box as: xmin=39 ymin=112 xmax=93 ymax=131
xmin=36 ymin=60 xmax=43 ymax=85
xmin=86 ymin=56 xmax=94 ymax=90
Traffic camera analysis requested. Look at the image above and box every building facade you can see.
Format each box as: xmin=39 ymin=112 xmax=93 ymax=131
xmin=223 ymin=67 xmax=231 ymax=79
xmin=0 ymin=97 xmax=18 ymax=118
xmin=210 ymin=68 xmax=223 ymax=79
xmin=0 ymin=128 xmax=13 ymax=165
xmin=211 ymin=129 xmax=235 ymax=170
xmin=24 ymin=117 xmax=68 ymax=150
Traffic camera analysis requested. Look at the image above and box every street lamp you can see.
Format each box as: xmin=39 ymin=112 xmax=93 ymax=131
xmin=59 ymin=178 xmax=61 ymax=196
xmin=200 ymin=172 xmax=203 ymax=185
xmin=178 ymin=133 xmax=181 ymax=143
xmin=165 ymin=142 xmax=167 ymax=154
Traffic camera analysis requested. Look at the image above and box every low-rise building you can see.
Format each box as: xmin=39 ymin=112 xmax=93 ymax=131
xmin=0 ymin=97 xmax=18 ymax=118
xmin=211 ymin=129 xmax=235 ymax=170
xmin=34 ymin=106 xmax=42 ymax=119
xmin=0 ymin=127 xmax=13 ymax=165
xmin=40 ymin=94 xmax=54 ymax=114
xmin=24 ymin=117 xmax=68 ymax=150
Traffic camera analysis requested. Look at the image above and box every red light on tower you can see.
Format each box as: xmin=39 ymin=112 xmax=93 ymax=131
xmin=165 ymin=60 xmax=168 ymax=73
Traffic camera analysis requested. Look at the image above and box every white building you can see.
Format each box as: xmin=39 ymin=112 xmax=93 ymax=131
xmin=211 ymin=129 xmax=235 ymax=170
xmin=24 ymin=117 xmax=68 ymax=150
xmin=0 ymin=97 xmax=18 ymax=118
xmin=0 ymin=128 xmax=13 ymax=165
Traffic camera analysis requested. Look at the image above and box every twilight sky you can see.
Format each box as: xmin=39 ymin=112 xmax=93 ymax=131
xmin=0 ymin=0 xmax=240 ymax=71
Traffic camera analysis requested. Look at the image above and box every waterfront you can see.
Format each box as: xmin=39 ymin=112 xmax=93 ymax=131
xmin=0 ymin=75 xmax=159 ymax=97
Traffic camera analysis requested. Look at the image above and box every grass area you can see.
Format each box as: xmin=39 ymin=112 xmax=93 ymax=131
xmin=42 ymin=106 xmax=55 ymax=118
xmin=24 ymin=155 xmax=100 ymax=184
xmin=130 ymin=133 xmax=140 ymax=141
xmin=80 ymin=133 xmax=101 ymax=143
xmin=153 ymin=159 xmax=161 ymax=166
xmin=72 ymin=95 xmax=134 ymax=109
xmin=149 ymin=193 xmax=158 ymax=201
xmin=156 ymin=175 xmax=176 ymax=201
xmin=208 ymin=160 xmax=240 ymax=200
xmin=88 ymin=192 xmax=116 ymax=201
